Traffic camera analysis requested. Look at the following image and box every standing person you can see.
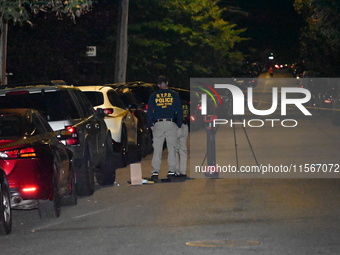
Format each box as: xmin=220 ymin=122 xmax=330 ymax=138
xmin=175 ymin=99 xmax=189 ymax=178
xmin=269 ymin=66 xmax=274 ymax=77
xmin=147 ymin=75 xmax=183 ymax=180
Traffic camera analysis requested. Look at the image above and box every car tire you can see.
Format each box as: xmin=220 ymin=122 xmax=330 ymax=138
xmin=121 ymin=125 xmax=129 ymax=166
xmin=128 ymin=143 xmax=142 ymax=164
xmin=138 ymin=127 xmax=148 ymax=158
xmin=60 ymin=168 xmax=77 ymax=206
xmin=145 ymin=128 xmax=153 ymax=154
xmin=38 ymin=180 xmax=61 ymax=218
xmin=76 ymin=148 xmax=95 ymax=196
xmin=0 ymin=179 xmax=12 ymax=235
xmin=96 ymin=136 xmax=116 ymax=186
xmin=114 ymin=125 xmax=129 ymax=168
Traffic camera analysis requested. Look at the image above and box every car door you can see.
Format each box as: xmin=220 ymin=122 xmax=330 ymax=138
xmin=32 ymin=112 xmax=70 ymax=190
xmin=108 ymin=90 xmax=137 ymax=145
xmin=74 ymin=89 xmax=107 ymax=164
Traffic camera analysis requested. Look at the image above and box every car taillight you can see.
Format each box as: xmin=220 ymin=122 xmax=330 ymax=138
xmin=21 ymin=185 xmax=38 ymax=194
xmin=19 ymin=147 xmax=37 ymax=158
xmin=103 ymin=108 xmax=114 ymax=115
xmin=5 ymin=90 xmax=29 ymax=96
xmin=190 ymin=115 xmax=196 ymax=122
xmin=65 ymin=126 xmax=79 ymax=145
xmin=0 ymin=147 xmax=37 ymax=159
xmin=142 ymin=104 xmax=149 ymax=112
xmin=324 ymin=99 xmax=332 ymax=104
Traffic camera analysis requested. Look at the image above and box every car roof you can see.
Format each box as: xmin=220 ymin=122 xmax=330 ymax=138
xmin=0 ymin=108 xmax=34 ymax=116
xmin=0 ymin=85 xmax=78 ymax=94
xmin=77 ymin=85 xmax=114 ymax=93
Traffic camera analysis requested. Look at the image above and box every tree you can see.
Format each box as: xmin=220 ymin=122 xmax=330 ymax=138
xmin=0 ymin=0 xmax=93 ymax=84
xmin=6 ymin=0 xmax=246 ymax=86
xmin=126 ymin=0 xmax=246 ymax=85
xmin=0 ymin=0 xmax=93 ymax=22
xmin=294 ymin=0 xmax=340 ymax=76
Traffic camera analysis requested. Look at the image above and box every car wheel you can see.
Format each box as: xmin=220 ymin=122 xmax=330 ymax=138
xmin=141 ymin=127 xmax=153 ymax=155
xmin=147 ymin=128 xmax=153 ymax=154
xmin=76 ymin=148 xmax=95 ymax=196
xmin=38 ymin=180 xmax=61 ymax=218
xmin=0 ymin=179 xmax=12 ymax=235
xmin=121 ymin=125 xmax=129 ymax=166
xmin=137 ymin=127 xmax=144 ymax=157
xmin=114 ymin=125 xmax=128 ymax=168
xmin=96 ymin=136 xmax=116 ymax=186
xmin=60 ymin=168 xmax=77 ymax=206
xmin=128 ymin=143 xmax=142 ymax=164
xmin=137 ymin=127 xmax=147 ymax=158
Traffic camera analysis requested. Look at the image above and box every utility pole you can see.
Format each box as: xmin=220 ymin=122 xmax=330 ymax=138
xmin=0 ymin=19 xmax=8 ymax=85
xmin=114 ymin=0 xmax=129 ymax=84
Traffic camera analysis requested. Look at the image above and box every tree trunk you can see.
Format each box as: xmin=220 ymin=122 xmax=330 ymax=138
xmin=0 ymin=20 xmax=8 ymax=85
xmin=114 ymin=0 xmax=129 ymax=84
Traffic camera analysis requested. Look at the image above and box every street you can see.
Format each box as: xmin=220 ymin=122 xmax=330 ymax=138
xmin=1 ymin=72 xmax=340 ymax=255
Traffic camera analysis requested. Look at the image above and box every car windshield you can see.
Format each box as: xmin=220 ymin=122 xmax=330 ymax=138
xmin=0 ymin=90 xmax=81 ymax=121
xmin=82 ymin=91 xmax=104 ymax=107
xmin=0 ymin=115 xmax=24 ymax=138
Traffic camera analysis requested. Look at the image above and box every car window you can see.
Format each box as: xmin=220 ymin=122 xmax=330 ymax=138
xmin=120 ymin=92 xmax=138 ymax=106
xmin=73 ymin=90 xmax=95 ymax=118
xmin=129 ymin=86 xmax=156 ymax=104
xmin=108 ymin=90 xmax=126 ymax=109
xmin=36 ymin=113 xmax=53 ymax=133
xmin=31 ymin=113 xmax=47 ymax=135
xmin=0 ymin=115 xmax=24 ymax=137
xmin=82 ymin=91 xmax=104 ymax=107
xmin=0 ymin=90 xmax=81 ymax=121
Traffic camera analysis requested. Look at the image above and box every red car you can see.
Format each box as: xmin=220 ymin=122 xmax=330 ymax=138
xmin=0 ymin=109 xmax=77 ymax=218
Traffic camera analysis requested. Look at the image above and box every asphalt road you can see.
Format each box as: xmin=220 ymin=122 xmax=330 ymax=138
xmin=1 ymin=71 xmax=340 ymax=255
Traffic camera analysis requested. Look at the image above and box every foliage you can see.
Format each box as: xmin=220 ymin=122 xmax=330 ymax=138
xmin=6 ymin=0 xmax=246 ymax=86
xmin=127 ymin=0 xmax=246 ymax=85
xmin=294 ymin=0 xmax=340 ymax=76
xmin=0 ymin=0 xmax=93 ymax=23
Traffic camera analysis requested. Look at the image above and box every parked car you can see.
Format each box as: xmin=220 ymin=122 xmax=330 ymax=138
xmin=0 ymin=167 xmax=11 ymax=234
xmin=125 ymin=82 xmax=159 ymax=113
xmin=112 ymin=86 xmax=153 ymax=157
xmin=0 ymin=85 xmax=115 ymax=196
xmin=77 ymin=86 xmax=140 ymax=167
xmin=0 ymin=108 xmax=77 ymax=217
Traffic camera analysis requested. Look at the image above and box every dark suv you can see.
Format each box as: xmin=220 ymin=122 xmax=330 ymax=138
xmin=125 ymin=82 xmax=159 ymax=112
xmin=113 ymin=86 xmax=153 ymax=157
xmin=0 ymin=85 xmax=115 ymax=196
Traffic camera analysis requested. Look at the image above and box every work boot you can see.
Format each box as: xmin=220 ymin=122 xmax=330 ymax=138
xmin=167 ymin=171 xmax=175 ymax=177
xmin=150 ymin=172 xmax=159 ymax=182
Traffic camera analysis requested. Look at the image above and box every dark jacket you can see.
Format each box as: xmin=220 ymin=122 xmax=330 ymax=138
xmin=147 ymin=88 xmax=183 ymax=128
